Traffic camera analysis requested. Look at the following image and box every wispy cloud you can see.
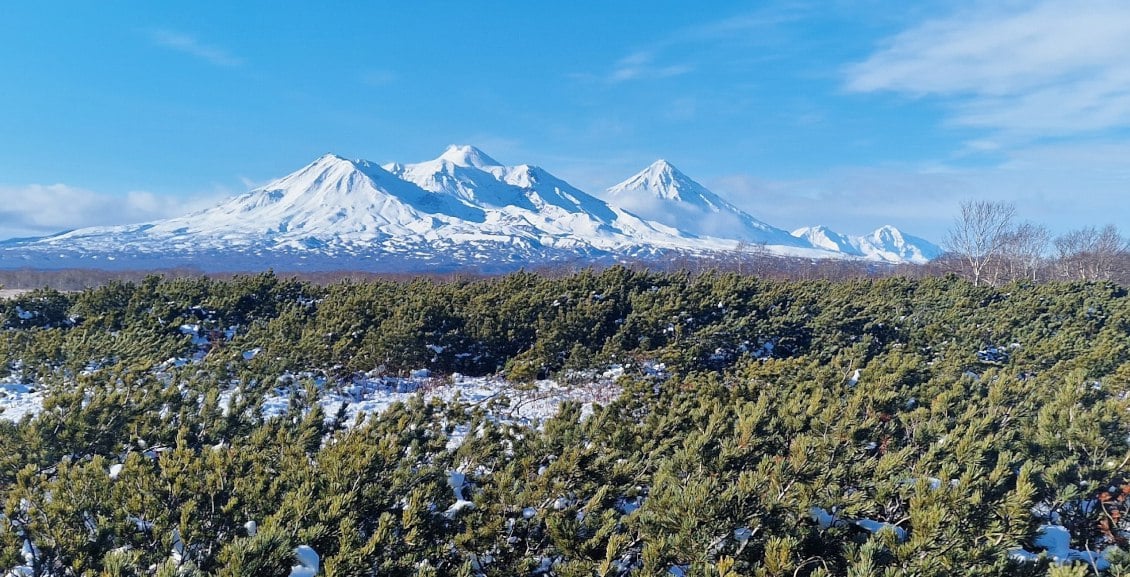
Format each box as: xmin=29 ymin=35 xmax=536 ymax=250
xmin=709 ymin=136 xmax=1130 ymax=242
xmin=608 ymin=51 xmax=693 ymax=83
xmin=710 ymin=169 xmax=961 ymax=238
xmin=845 ymin=0 xmax=1130 ymax=137
xmin=0 ymin=184 xmax=221 ymax=240
xmin=589 ymin=5 xmax=808 ymax=85
xmin=148 ymin=29 xmax=244 ymax=67
xmin=678 ymin=4 xmax=812 ymax=43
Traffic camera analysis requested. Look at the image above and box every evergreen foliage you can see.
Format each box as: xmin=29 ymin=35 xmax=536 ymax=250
xmin=0 ymin=270 xmax=1128 ymax=575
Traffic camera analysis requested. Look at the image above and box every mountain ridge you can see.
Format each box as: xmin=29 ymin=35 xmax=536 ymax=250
xmin=792 ymin=224 xmax=941 ymax=264
xmin=0 ymin=146 xmax=940 ymax=272
xmin=603 ymin=160 xmax=807 ymax=247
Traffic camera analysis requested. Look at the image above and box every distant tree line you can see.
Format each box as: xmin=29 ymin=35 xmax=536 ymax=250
xmin=944 ymin=200 xmax=1129 ymax=286
xmin=0 ymin=258 xmax=913 ymax=292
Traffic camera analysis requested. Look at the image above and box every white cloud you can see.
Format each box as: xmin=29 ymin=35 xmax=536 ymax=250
xmin=709 ymin=170 xmax=961 ymax=241
xmin=148 ymin=29 xmax=244 ymax=67
xmin=569 ymin=4 xmax=811 ymax=90
xmin=608 ymin=51 xmax=693 ymax=83
xmin=708 ymin=137 xmax=1130 ymax=243
xmin=0 ymin=184 xmax=220 ymax=240
xmin=845 ymin=0 xmax=1130 ymax=137
xmin=832 ymin=1 xmax=1130 ymax=238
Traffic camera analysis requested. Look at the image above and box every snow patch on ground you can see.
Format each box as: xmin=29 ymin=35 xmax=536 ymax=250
xmin=445 ymin=470 xmax=475 ymax=518
xmin=254 ymin=372 xmax=622 ymax=434
xmin=811 ymin=507 xmax=907 ymax=542
xmin=853 ymin=518 xmax=908 ymax=542
xmin=290 ymin=545 xmax=319 ymax=577
xmin=0 ymin=377 xmax=44 ymax=422
xmin=1009 ymin=524 xmax=1111 ymax=570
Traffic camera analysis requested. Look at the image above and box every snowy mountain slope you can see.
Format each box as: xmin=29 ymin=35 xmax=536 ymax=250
xmin=153 ymin=153 xmax=487 ymax=240
xmin=0 ymin=146 xmax=940 ymax=272
xmin=853 ymin=225 xmax=942 ymax=264
xmin=792 ymin=225 xmax=857 ymax=254
xmin=0 ymin=147 xmax=727 ymax=271
xmin=604 ymin=160 xmax=807 ymax=247
xmin=27 ymin=154 xmax=484 ymax=253
xmin=792 ymin=224 xmax=942 ymax=264
xmin=384 ymin=145 xmax=680 ymax=251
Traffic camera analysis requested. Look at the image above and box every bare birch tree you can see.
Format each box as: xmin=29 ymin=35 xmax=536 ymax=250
xmin=998 ymin=222 xmax=1050 ymax=282
xmin=945 ymin=200 xmax=1016 ymax=286
xmin=1053 ymin=224 xmax=1128 ymax=281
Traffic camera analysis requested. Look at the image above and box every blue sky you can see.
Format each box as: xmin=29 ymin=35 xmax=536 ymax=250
xmin=1 ymin=1 xmax=1128 ymax=243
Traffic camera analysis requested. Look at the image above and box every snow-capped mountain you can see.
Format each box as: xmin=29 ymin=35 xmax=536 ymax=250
xmin=855 ymin=225 xmax=942 ymax=264
xmin=792 ymin=225 xmax=942 ymax=264
xmin=604 ymin=160 xmax=806 ymax=247
xmin=383 ymin=145 xmax=667 ymax=246
xmin=149 ymin=153 xmax=483 ymax=242
xmin=0 ymin=146 xmax=941 ymax=272
xmin=27 ymin=153 xmax=482 ymax=255
xmin=792 ymin=225 xmax=857 ymax=254
xmin=0 ymin=147 xmax=725 ymax=271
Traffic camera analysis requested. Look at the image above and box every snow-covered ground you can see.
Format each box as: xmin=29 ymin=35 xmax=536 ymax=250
xmin=0 ymin=319 xmax=625 ymax=429
xmin=0 ymin=361 xmax=624 ymax=437
xmin=0 ymin=377 xmax=43 ymax=422
xmin=237 ymin=369 xmax=624 ymax=444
